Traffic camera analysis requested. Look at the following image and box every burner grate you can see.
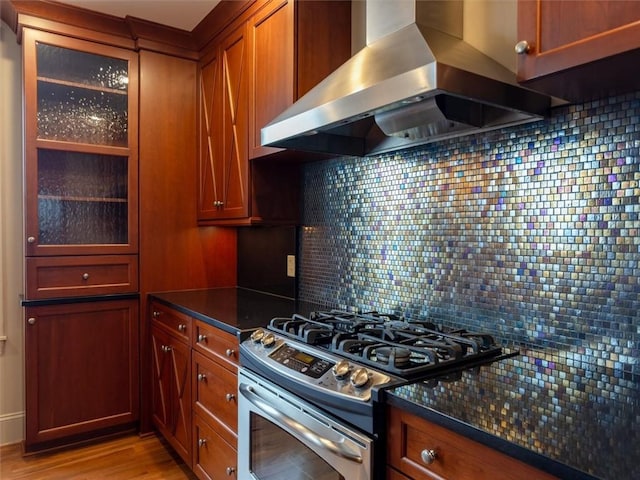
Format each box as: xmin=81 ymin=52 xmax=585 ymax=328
xmin=268 ymin=310 xmax=504 ymax=379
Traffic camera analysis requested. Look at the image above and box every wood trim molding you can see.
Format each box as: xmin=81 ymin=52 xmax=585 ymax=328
xmin=126 ymin=16 xmax=198 ymax=60
xmin=192 ymin=0 xmax=257 ymax=52
xmin=4 ymin=0 xmax=260 ymax=59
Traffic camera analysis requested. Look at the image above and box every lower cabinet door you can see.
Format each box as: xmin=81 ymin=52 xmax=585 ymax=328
xmin=151 ymin=322 xmax=192 ymax=465
xmin=24 ymin=299 xmax=139 ymax=452
xmin=193 ymin=414 xmax=237 ymax=480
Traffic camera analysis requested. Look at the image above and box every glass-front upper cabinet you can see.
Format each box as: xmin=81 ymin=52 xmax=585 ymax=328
xmin=23 ymin=28 xmax=138 ymax=256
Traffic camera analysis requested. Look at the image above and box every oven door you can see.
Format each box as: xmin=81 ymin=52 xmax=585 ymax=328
xmin=238 ymin=368 xmax=373 ymax=480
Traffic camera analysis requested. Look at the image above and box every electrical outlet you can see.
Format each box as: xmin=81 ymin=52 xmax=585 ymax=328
xmin=287 ymin=255 xmax=296 ymax=278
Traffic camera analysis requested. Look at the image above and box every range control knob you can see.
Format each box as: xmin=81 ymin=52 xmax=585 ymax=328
xmin=350 ymin=367 xmax=370 ymax=389
xmin=332 ymin=359 xmax=351 ymax=379
xmin=261 ymin=332 xmax=277 ymax=348
xmin=250 ymin=329 xmax=265 ymax=343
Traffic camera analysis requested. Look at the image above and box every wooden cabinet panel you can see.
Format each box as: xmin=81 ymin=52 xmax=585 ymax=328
xmin=198 ymin=0 xmax=349 ymax=226
xmin=193 ymin=414 xmax=238 ymax=480
xmin=248 ymin=0 xmax=351 ymax=159
xmin=150 ymin=301 xmax=192 ymax=343
xmin=151 ymin=320 xmax=192 ymax=466
xmin=193 ymin=351 xmax=238 ymax=447
xmin=193 ymin=320 xmax=239 ymax=368
xmin=26 ymin=254 xmax=138 ymax=299
xmin=24 ymin=299 xmax=139 ymax=451
xmin=198 ymin=21 xmax=249 ymax=222
xmin=22 ymin=28 xmax=139 ymax=257
xmin=387 ymin=406 xmax=558 ymax=480
xmin=517 ymin=0 xmax=640 ymax=101
xmin=198 ymin=51 xmax=222 ymax=221
xmin=248 ymin=0 xmax=294 ymax=159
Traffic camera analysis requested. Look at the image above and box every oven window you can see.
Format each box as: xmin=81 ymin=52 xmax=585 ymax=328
xmin=250 ymin=413 xmax=345 ymax=480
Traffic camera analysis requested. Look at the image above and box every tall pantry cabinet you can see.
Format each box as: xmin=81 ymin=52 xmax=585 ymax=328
xmin=21 ymin=27 xmax=140 ymax=452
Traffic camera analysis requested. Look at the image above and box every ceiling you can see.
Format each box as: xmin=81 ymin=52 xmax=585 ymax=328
xmin=55 ymin=0 xmax=221 ymax=31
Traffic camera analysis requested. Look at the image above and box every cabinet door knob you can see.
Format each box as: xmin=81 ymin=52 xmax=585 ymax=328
xmin=152 ymin=311 xmax=161 ymax=318
xmin=225 ymin=348 xmax=235 ymax=357
xmin=225 ymin=393 xmax=235 ymax=402
xmin=197 ymin=334 xmax=207 ymax=343
xmin=515 ymin=40 xmax=530 ymax=54
xmin=197 ymin=373 xmax=206 ymax=382
xmin=226 ymin=466 xmax=236 ymax=476
xmin=82 ymin=272 xmax=90 ymax=280
xmin=27 ymin=317 xmax=36 ymax=325
xmin=421 ymin=449 xmax=437 ymax=465
xmin=198 ymin=438 xmax=207 ymax=447
xmin=178 ymin=324 xmax=187 ymax=332
xmin=161 ymin=345 xmax=172 ymax=353
xmin=214 ymin=200 xmax=224 ymax=207
xmin=27 ymin=236 xmax=36 ymax=244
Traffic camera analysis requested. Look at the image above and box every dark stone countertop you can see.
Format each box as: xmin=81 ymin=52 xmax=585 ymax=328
xmin=386 ymin=348 xmax=638 ymax=480
xmin=148 ymin=287 xmax=321 ymax=338
xmin=147 ymin=288 xmax=639 ymax=480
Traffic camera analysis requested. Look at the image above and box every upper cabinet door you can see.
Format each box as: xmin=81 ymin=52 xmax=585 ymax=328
xmin=23 ymin=28 xmax=139 ymax=256
xmin=248 ymin=0 xmax=294 ymax=159
xmin=197 ymin=22 xmax=249 ymax=222
xmin=516 ymin=0 xmax=640 ymax=101
xmin=248 ymin=0 xmax=351 ymax=159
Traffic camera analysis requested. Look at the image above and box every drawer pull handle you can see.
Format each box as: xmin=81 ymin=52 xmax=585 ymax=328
xmin=198 ymin=334 xmax=207 ymax=343
xmin=198 ymin=438 xmax=207 ymax=447
xmin=226 ymin=466 xmax=236 ymax=476
xmin=225 ymin=393 xmax=235 ymax=402
xmin=152 ymin=311 xmax=161 ymax=318
xmin=514 ymin=40 xmax=530 ymax=54
xmin=82 ymin=272 xmax=89 ymax=280
xmin=421 ymin=449 xmax=437 ymax=465
xmin=198 ymin=373 xmax=207 ymax=382
xmin=161 ymin=345 xmax=172 ymax=353
xmin=225 ymin=348 xmax=235 ymax=357
xmin=178 ymin=324 xmax=187 ymax=332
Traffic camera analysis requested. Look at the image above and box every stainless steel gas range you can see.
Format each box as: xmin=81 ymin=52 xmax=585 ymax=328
xmin=238 ymin=310 xmax=513 ymax=480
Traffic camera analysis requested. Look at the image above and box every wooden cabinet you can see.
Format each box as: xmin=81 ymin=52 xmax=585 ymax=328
xmin=248 ymin=0 xmax=351 ymax=159
xmin=516 ymin=0 xmax=640 ymax=101
xmin=149 ymin=305 xmax=240 ymax=479
xmin=21 ymin=26 xmax=140 ymax=453
xmin=197 ymin=0 xmax=350 ymax=226
xmin=25 ymin=255 xmax=138 ymax=299
xmin=198 ymin=21 xmax=250 ymax=222
xmin=387 ymin=406 xmax=558 ymax=480
xmin=150 ymin=302 xmax=192 ymax=465
xmin=192 ymin=320 xmax=239 ymax=479
xmin=22 ymin=28 xmax=138 ymax=258
xmin=24 ymin=299 xmax=139 ymax=452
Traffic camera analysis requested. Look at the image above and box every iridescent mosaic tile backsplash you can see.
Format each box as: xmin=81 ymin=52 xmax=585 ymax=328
xmin=298 ymin=92 xmax=639 ymax=383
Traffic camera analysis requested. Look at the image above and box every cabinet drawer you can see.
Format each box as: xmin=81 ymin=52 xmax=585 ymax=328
xmin=26 ymin=255 xmax=138 ymax=299
xmin=387 ymin=406 xmax=558 ymax=480
xmin=193 ymin=414 xmax=237 ymax=480
xmin=193 ymin=320 xmax=239 ymax=368
xmin=193 ymin=351 xmax=237 ymax=447
xmin=149 ymin=301 xmax=191 ymax=343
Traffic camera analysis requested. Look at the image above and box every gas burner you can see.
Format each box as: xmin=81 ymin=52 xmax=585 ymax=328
xmin=375 ymin=346 xmax=411 ymax=367
xmin=267 ymin=309 xmax=505 ymax=379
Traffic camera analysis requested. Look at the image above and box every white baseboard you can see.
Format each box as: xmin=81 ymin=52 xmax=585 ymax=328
xmin=0 ymin=411 xmax=24 ymax=446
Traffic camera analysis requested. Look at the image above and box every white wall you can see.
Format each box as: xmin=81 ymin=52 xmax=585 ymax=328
xmin=0 ymin=20 xmax=25 ymax=446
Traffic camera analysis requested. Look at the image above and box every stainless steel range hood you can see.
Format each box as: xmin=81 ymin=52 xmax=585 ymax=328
xmin=261 ymin=0 xmax=550 ymax=157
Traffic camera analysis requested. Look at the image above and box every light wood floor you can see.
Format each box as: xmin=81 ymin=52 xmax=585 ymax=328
xmin=0 ymin=433 xmax=197 ymax=480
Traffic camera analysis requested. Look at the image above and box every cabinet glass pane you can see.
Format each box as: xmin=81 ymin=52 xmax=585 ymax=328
xmin=37 ymin=149 xmax=128 ymax=245
xmin=36 ymin=43 xmax=129 ymax=146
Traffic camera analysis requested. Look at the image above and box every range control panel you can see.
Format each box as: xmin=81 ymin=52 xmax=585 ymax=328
xmin=241 ymin=328 xmax=393 ymax=401
xmin=269 ymin=345 xmax=334 ymax=378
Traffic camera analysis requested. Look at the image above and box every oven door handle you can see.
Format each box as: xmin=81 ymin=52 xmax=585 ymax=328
xmin=239 ymin=383 xmax=363 ymax=463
